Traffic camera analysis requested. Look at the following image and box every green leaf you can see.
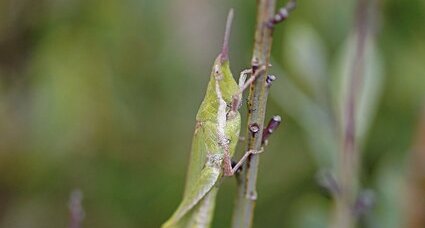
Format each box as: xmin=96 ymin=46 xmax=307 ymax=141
xmin=331 ymin=30 xmax=384 ymax=147
xmin=283 ymin=22 xmax=329 ymax=100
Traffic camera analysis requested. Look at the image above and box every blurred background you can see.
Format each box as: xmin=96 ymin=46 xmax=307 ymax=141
xmin=0 ymin=0 xmax=424 ymax=227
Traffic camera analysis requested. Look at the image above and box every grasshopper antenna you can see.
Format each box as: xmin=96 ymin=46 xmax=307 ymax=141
xmin=221 ymin=8 xmax=234 ymax=62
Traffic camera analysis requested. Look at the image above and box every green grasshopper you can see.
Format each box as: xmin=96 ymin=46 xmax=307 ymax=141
xmin=162 ymin=9 xmax=265 ymax=228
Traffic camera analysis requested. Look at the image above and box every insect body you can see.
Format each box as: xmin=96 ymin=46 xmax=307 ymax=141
xmin=162 ymin=10 xmax=243 ymax=228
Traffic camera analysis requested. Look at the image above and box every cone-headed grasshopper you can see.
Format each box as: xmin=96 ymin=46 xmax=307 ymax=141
xmin=162 ymin=9 xmax=264 ymax=228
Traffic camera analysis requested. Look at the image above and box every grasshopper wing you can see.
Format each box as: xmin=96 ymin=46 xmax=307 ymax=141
xmin=162 ymin=121 xmax=221 ymax=228
xmin=162 ymin=166 xmax=220 ymax=228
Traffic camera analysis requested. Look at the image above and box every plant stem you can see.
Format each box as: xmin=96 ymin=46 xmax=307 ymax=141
xmin=334 ymin=0 xmax=369 ymax=227
xmin=69 ymin=189 xmax=84 ymax=228
xmin=231 ymin=0 xmax=276 ymax=227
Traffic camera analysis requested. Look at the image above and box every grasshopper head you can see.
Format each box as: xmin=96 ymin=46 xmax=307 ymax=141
xmin=210 ymin=8 xmax=238 ymax=103
xmin=211 ymin=54 xmax=238 ymax=103
xmin=196 ymin=9 xmax=238 ymax=121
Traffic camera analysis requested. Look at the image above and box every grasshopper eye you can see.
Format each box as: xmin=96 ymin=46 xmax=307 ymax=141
xmin=213 ymin=65 xmax=223 ymax=80
xmin=214 ymin=65 xmax=220 ymax=74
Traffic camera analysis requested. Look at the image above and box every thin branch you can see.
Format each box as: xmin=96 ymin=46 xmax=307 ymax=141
xmin=334 ymin=0 xmax=370 ymax=227
xmin=231 ymin=1 xmax=288 ymax=227
xmin=267 ymin=0 xmax=297 ymax=28
xmin=262 ymin=114 xmax=281 ymax=145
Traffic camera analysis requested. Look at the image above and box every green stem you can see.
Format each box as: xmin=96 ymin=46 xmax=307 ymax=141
xmin=231 ymin=0 xmax=276 ymax=227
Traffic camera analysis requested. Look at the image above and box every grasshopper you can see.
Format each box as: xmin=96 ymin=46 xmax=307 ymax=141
xmin=162 ymin=9 xmax=265 ymax=228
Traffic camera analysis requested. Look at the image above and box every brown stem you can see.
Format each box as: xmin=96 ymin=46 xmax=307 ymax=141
xmin=231 ymin=0 xmax=277 ymax=227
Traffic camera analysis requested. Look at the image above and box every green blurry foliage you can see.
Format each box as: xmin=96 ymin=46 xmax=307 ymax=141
xmin=0 ymin=0 xmax=424 ymax=227
xmin=332 ymin=29 xmax=384 ymax=148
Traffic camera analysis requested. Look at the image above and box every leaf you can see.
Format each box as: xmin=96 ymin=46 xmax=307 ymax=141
xmin=331 ymin=29 xmax=384 ymax=147
xmin=283 ymin=22 xmax=329 ymax=100
xmin=271 ymin=61 xmax=338 ymax=168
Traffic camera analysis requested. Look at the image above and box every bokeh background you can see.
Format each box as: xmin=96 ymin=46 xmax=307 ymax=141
xmin=0 ymin=0 xmax=424 ymax=227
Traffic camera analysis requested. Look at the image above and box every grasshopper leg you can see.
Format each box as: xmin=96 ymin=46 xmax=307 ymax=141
xmin=229 ymin=69 xmax=251 ymax=113
xmin=223 ymin=147 xmax=264 ymax=176
xmin=230 ymin=66 xmax=266 ymax=115
xmin=224 ymin=66 xmax=268 ymax=177
xmin=238 ymin=66 xmax=266 ymax=95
